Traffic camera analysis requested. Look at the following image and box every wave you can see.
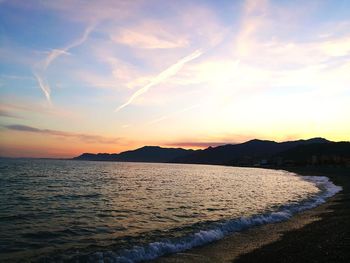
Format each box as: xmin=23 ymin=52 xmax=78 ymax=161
xmin=85 ymin=175 xmax=341 ymax=263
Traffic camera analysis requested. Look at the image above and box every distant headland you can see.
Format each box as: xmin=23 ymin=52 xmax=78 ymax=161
xmin=73 ymin=138 xmax=350 ymax=167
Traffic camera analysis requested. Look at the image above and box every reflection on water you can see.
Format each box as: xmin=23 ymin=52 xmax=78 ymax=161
xmin=0 ymin=159 xmax=320 ymax=262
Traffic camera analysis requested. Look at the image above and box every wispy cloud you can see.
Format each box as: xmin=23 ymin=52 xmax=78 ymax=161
xmin=0 ymin=74 xmax=35 ymax=80
xmin=0 ymin=110 xmax=20 ymax=119
xmin=5 ymin=124 xmax=120 ymax=144
xmin=37 ymin=0 xmax=142 ymax=24
xmin=0 ymin=102 xmax=78 ymax=119
xmin=33 ymin=24 xmax=95 ymax=104
xmin=111 ymin=26 xmax=188 ymax=49
xmin=165 ymin=132 xmax=257 ymax=149
xmin=165 ymin=141 xmax=226 ymax=148
xmin=115 ymin=49 xmax=203 ymax=112
xmin=149 ymin=104 xmax=200 ymax=125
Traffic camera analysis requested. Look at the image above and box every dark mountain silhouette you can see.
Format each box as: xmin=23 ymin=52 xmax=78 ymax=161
xmin=116 ymin=146 xmax=196 ymax=162
xmin=171 ymin=137 xmax=330 ymax=165
xmin=74 ymin=153 xmax=120 ymax=161
xmin=72 ymin=138 xmax=340 ymax=166
xmin=73 ymin=146 xmax=196 ymax=163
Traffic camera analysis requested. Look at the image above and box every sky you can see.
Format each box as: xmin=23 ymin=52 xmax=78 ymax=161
xmin=0 ymin=0 xmax=350 ymax=158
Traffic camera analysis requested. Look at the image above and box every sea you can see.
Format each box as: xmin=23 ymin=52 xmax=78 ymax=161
xmin=0 ymin=158 xmax=341 ymax=262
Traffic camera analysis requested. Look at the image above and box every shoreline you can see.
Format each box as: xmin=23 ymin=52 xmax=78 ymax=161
xmin=152 ymin=166 xmax=350 ymax=263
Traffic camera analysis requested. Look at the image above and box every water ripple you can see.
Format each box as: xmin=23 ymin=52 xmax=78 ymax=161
xmin=0 ymin=159 xmax=326 ymax=262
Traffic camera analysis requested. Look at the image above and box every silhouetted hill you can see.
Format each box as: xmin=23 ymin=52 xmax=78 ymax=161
xmin=73 ymin=146 xmax=196 ymax=163
xmin=74 ymin=153 xmax=119 ymax=161
xmin=171 ymin=138 xmax=330 ymax=165
xmin=73 ymin=138 xmax=342 ymax=166
xmin=117 ymin=146 xmax=196 ymax=162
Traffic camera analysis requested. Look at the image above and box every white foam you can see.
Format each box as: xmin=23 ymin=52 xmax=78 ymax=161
xmin=90 ymin=174 xmax=342 ymax=263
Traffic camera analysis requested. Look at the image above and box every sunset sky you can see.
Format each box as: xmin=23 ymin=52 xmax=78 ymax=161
xmin=1 ymin=0 xmax=350 ymax=157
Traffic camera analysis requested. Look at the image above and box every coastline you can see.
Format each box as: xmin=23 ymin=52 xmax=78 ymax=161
xmin=151 ymin=167 xmax=350 ymax=263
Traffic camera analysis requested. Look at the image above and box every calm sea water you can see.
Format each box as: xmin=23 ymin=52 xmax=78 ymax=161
xmin=0 ymin=159 xmax=341 ymax=262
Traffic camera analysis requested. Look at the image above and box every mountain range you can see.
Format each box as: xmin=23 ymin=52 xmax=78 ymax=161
xmin=74 ymin=146 xmax=194 ymax=162
xmin=73 ymin=137 xmax=350 ymax=166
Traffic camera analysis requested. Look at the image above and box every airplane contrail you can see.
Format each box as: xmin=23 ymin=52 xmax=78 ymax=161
xmin=115 ymin=49 xmax=203 ymax=112
xmin=33 ymin=72 xmax=52 ymax=105
xmin=33 ymin=24 xmax=95 ymax=104
xmin=43 ymin=24 xmax=94 ymax=69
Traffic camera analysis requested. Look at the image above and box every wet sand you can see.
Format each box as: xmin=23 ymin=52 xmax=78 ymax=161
xmin=152 ymin=167 xmax=350 ymax=263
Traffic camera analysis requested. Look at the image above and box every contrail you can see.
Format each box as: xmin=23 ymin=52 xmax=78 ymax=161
xmin=115 ymin=49 xmax=203 ymax=112
xmin=33 ymin=72 xmax=52 ymax=105
xmin=34 ymin=24 xmax=95 ymax=104
xmin=43 ymin=49 xmax=71 ymax=70
xmin=43 ymin=24 xmax=95 ymax=69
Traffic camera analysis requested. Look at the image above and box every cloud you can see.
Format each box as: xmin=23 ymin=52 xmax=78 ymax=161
xmin=7 ymin=125 xmax=39 ymax=132
xmin=110 ymin=22 xmax=189 ymax=49
xmin=0 ymin=74 xmax=35 ymax=80
xmin=7 ymin=0 xmax=142 ymax=24
xmin=0 ymin=110 xmax=20 ymax=119
xmin=5 ymin=124 xmax=120 ymax=144
xmin=171 ymin=59 xmax=240 ymax=87
xmin=0 ymin=102 xmax=78 ymax=119
xmin=165 ymin=141 xmax=226 ymax=149
xmin=319 ymin=36 xmax=350 ymax=57
xmin=77 ymin=52 xmax=151 ymax=90
xmin=149 ymin=104 xmax=200 ymax=125
xmin=115 ymin=49 xmax=203 ymax=112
